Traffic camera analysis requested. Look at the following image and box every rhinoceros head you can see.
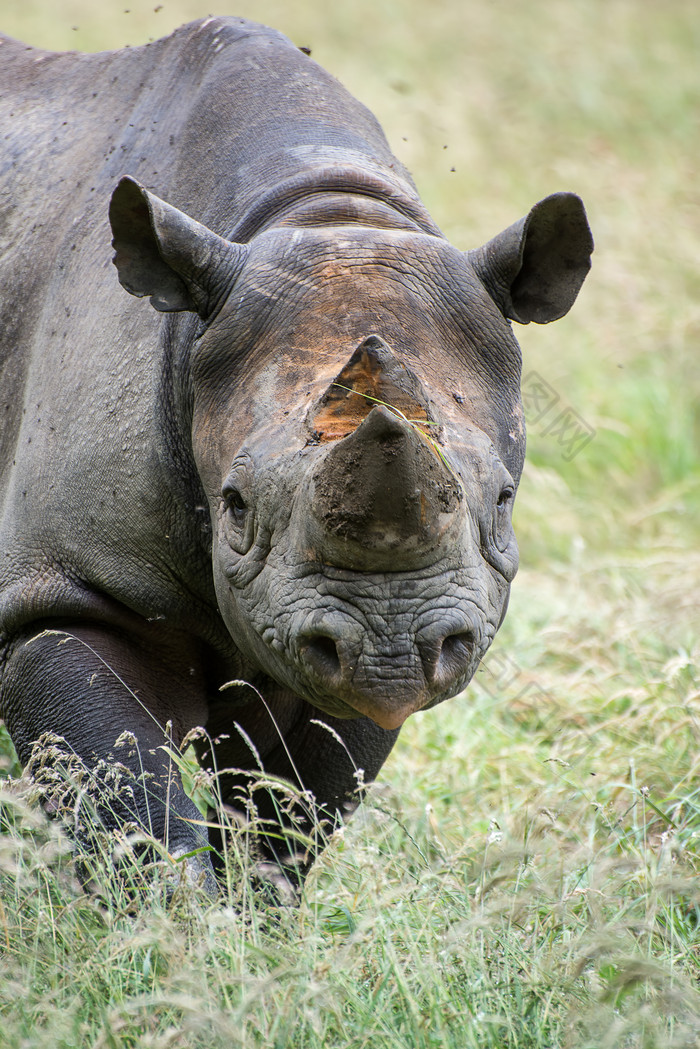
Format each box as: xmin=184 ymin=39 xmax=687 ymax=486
xmin=110 ymin=176 xmax=592 ymax=728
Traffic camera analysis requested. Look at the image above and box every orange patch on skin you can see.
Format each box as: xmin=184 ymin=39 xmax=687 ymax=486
xmin=309 ymin=343 xmax=431 ymax=442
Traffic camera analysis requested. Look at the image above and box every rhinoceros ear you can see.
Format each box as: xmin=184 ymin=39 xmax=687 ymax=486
xmin=109 ymin=176 xmax=248 ymax=318
xmin=469 ymin=192 xmax=593 ymax=324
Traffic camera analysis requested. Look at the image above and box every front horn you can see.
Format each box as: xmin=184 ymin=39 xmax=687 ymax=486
xmin=308 ymin=404 xmax=462 ymax=571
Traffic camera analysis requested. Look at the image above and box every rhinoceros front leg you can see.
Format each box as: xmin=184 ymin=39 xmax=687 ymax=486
xmin=1 ymin=622 xmax=213 ymax=885
xmin=206 ymin=702 xmax=399 ymax=895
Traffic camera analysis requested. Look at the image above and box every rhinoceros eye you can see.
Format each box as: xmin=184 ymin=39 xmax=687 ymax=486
xmin=496 ymin=486 xmax=514 ymax=510
xmin=491 ymin=484 xmax=516 ymax=564
xmin=221 ymin=455 xmax=255 ymax=553
xmin=223 ymin=485 xmax=247 ymax=522
xmin=221 ymin=480 xmax=254 ymax=555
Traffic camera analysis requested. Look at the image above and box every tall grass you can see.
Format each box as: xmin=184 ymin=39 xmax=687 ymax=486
xmin=1 ymin=0 xmax=699 ymax=1045
xmin=3 ymin=668 xmax=700 ymax=1049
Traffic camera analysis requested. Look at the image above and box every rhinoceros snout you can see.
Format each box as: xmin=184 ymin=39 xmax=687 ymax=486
xmin=296 ymin=615 xmax=477 ymax=730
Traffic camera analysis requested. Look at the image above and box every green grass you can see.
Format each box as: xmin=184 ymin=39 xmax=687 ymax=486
xmin=2 ymin=0 xmax=700 ymax=1045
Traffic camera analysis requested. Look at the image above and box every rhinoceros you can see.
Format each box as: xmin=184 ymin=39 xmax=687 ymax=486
xmin=0 ymin=17 xmax=592 ymax=890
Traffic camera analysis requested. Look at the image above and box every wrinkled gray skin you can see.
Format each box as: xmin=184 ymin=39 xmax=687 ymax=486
xmin=0 ymin=17 xmax=593 ymax=891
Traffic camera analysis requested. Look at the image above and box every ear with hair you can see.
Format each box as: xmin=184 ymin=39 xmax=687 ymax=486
xmin=109 ymin=176 xmax=248 ymax=319
xmin=469 ymin=192 xmax=593 ymax=324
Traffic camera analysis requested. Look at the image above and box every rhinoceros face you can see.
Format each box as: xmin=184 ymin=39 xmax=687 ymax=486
xmin=191 ymin=229 xmax=524 ymax=729
xmin=110 ymin=178 xmax=592 ymax=729
xmin=208 ymin=401 xmax=518 ymax=729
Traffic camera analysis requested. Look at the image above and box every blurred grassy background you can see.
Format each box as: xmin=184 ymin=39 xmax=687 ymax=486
xmin=2 ymin=2 xmax=699 ymax=1045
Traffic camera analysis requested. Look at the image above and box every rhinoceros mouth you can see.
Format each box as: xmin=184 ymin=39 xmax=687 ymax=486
xmin=290 ymin=649 xmax=478 ymax=729
xmin=292 ymin=671 xmax=434 ymax=729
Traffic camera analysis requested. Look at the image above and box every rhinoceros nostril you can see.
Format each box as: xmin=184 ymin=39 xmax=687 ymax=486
xmin=300 ymin=634 xmax=343 ymax=683
xmin=429 ymin=630 xmax=476 ymax=687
